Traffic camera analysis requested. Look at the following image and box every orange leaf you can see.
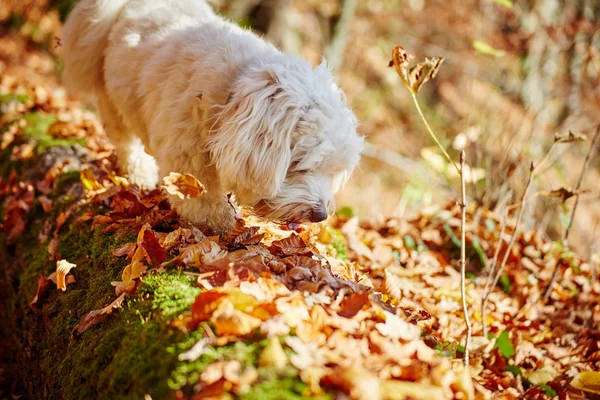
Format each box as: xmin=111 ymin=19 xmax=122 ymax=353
xmin=190 ymin=291 xmax=228 ymax=325
xmin=338 ymin=291 xmax=371 ymax=318
xmin=162 ymin=172 xmax=205 ymax=199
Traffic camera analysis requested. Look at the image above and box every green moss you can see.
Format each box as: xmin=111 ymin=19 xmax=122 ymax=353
xmin=22 ymin=112 xmax=86 ymax=153
xmin=325 ymin=227 xmax=348 ymax=261
xmin=169 ymin=338 xmax=265 ymax=391
xmin=140 ymin=274 xmax=201 ymax=318
xmin=0 ymin=93 xmax=30 ymax=104
xmin=55 ymin=169 xmax=82 ymax=193
xmin=242 ymin=367 xmax=332 ymax=400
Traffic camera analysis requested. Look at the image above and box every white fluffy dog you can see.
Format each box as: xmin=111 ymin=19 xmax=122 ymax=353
xmin=62 ymin=0 xmax=363 ymax=233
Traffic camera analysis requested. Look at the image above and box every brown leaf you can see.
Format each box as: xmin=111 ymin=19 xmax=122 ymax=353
xmin=172 ymin=239 xmax=227 ymax=268
xmin=159 ymin=228 xmax=187 ymax=250
xmin=161 ymin=172 xmax=205 ymax=199
xmin=110 ymin=242 xmax=136 ymax=258
xmin=540 ymin=187 xmax=589 ymax=202
xmin=38 ymin=195 xmax=53 ymax=213
xmin=112 ymin=247 xmax=147 ymax=296
xmin=383 ymin=269 xmax=402 ymax=300
xmin=554 ymin=130 xmax=587 ymax=143
xmin=73 ymin=293 xmax=127 ymax=336
xmin=29 ymin=273 xmax=54 ymax=309
xmin=338 ymin=291 xmax=371 ymax=318
xmin=270 ymin=233 xmax=312 ymax=256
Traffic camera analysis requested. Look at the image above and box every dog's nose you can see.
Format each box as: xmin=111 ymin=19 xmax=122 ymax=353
xmin=309 ymin=208 xmax=328 ymax=222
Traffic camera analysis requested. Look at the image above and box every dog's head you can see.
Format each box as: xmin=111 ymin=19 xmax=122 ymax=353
xmin=209 ymin=56 xmax=363 ymax=224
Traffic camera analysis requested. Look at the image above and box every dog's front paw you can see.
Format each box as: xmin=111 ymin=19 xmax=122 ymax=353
xmin=125 ymin=151 xmax=159 ymax=190
xmin=170 ymin=195 xmax=238 ymax=235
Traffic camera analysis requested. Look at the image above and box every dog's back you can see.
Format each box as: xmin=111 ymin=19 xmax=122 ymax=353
xmin=62 ymin=0 xmax=216 ymax=99
xmin=61 ymin=0 xmax=132 ymax=97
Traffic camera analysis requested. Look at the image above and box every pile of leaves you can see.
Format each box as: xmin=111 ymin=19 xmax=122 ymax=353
xmin=1 ymin=26 xmax=600 ymax=400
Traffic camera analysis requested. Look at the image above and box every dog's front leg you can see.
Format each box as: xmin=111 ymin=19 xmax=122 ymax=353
xmin=168 ymin=192 xmax=237 ymax=235
xmin=155 ymin=151 xmax=237 ymax=234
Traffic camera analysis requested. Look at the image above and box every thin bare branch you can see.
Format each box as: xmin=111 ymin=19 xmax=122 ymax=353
xmin=488 ymin=162 xmax=535 ymax=296
xmin=459 ymin=151 xmax=472 ymax=366
xmin=481 ymin=209 xmax=508 ymax=338
xmin=480 ymin=163 xmax=535 ymax=337
xmin=544 ymin=124 xmax=600 ymax=299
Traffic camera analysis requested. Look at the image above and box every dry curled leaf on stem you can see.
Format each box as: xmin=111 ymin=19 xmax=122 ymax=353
xmin=161 ymin=172 xmax=205 ymax=199
xmin=554 ymin=130 xmax=587 ymax=143
xmin=389 ymin=45 xmax=444 ymax=94
xmin=539 ymin=187 xmax=590 ymax=203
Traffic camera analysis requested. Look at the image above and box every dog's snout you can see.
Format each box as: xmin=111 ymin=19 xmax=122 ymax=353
xmin=309 ymin=208 xmax=328 ymax=222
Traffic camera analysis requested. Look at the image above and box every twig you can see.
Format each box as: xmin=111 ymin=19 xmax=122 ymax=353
xmin=481 ymin=163 xmax=535 ymax=337
xmin=488 ymin=163 xmax=535 ymax=298
xmin=411 ymin=93 xmax=460 ymax=174
xmin=459 ymin=151 xmax=471 ymax=367
xmin=481 ymin=209 xmax=508 ymax=338
xmin=544 ymin=125 xmax=600 ymax=300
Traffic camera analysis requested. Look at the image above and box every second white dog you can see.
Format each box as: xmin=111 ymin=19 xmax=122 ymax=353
xmin=62 ymin=0 xmax=363 ymax=233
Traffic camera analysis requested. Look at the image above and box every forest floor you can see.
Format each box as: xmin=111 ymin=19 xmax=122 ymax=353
xmin=1 ymin=16 xmax=600 ymax=400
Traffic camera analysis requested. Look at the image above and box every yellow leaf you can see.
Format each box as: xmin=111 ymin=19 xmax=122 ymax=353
xmin=524 ymin=365 xmax=559 ymax=385
xmin=380 ymin=380 xmax=447 ymax=400
xmin=570 ymin=371 xmax=600 ymax=394
xmin=79 ymin=168 xmax=103 ymax=191
xmin=258 ymin=337 xmax=288 ymax=370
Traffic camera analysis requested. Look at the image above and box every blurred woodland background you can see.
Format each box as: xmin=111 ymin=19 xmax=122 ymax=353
xmin=1 ymin=0 xmax=599 ymax=253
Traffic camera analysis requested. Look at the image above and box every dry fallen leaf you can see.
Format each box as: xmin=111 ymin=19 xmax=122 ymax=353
xmin=539 ymin=187 xmax=589 ymax=202
xmin=270 ymin=233 xmax=312 ymax=256
xmin=570 ymin=371 xmax=600 ymax=395
xmin=73 ymin=293 xmax=127 ymax=336
xmin=137 ymin=223 xmax=167 ymax=266
xmin=161 ymin=172 xmax=205 ymax=199
xmin=55 ymin=259 xmax=77 ymax=291
xmin=337 ymin=291 xmax=371 ymax=318
xmin=79 ymin=168 xmax=103 ymax=191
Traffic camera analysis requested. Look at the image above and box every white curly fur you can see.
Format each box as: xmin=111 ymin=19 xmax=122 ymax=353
xmin=62 ymin=0 xmax=363 ymax=233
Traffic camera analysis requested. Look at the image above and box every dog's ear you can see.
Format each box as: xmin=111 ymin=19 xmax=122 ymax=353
xmin=209 ymin=67 xmax=300 ymax=199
